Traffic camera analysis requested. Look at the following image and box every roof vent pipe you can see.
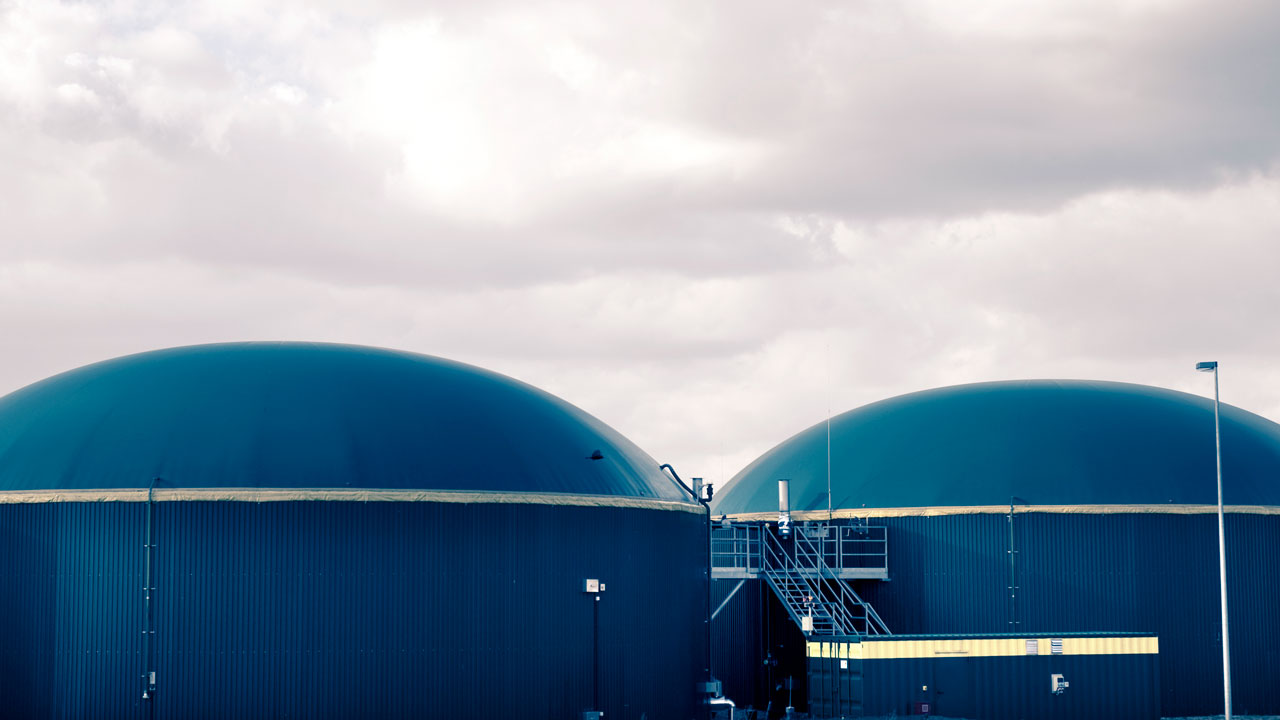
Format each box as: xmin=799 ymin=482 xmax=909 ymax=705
xmin=778 ymin=479 xmax=792 ymax=538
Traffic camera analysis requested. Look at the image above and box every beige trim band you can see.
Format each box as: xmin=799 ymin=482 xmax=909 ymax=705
xmin=807 ymin=636 xmax=1159 ymax=660
xmin=724 ymin=504 xmax=1280 ymax=521
xmin=0 ymin=488 xmax=705 ymax=513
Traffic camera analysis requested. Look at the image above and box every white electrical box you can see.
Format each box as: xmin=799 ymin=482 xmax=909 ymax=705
xmin=583 ymin=578 xmax=599 ymax=593
xmin=801 ymin=615 xmax=814 ymax=633
xmin=1051 ymin=673 xmax=1069 ymax=694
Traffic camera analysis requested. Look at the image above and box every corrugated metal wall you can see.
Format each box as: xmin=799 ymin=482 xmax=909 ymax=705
xmin=711 ymin=578 xmax=807 ymax=714
xmin=0 ymin=501 xmax=706 ymax=720
xmin=857 ymin=512 xmax=1280 ymax=716
xmin=806 ymin=654 xmax=863 ymax=717
xmin=711 ymin=578 xmax=761 ymax=706
xmin=0 ymin=502 xmax=146 ymax=719
xmin=853 ymin=652 xmax=1160 ymax=720
xmin=712 ymin=512 xmax=1280 ymax=717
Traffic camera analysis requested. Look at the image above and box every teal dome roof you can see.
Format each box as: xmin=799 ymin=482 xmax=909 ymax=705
xmin=713 ymin=380 xmax=1280 ymax=514
xmin=0 ymin=343 xmax=685 ymax=499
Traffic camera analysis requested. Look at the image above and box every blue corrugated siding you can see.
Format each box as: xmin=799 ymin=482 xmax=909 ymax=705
xmin=854 ymin=653 xmax=1160 ymax=720
xmin=712 ymin=512 xmax=1280 ymax=717
xmin=0 ymin=502 xmax=147 ymax=719
xmin=711 ymin=578 xmax=807 ymax=713
xmin=0 ymin=501 xmax=705 ymax=719
xmin=711 ymin=579 xmax=767 ymax=708
xmin=846 ymin=513 xmax=1280 ymax=716
xmin=806 ymin=655 xmax=863 ymax=717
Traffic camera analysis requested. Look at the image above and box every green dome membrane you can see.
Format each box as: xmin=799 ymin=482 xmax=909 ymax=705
xmin=713 ymin=380 xmax=1280 ymax=514
xmin=0 ymin=342 xmax=685 ymax=500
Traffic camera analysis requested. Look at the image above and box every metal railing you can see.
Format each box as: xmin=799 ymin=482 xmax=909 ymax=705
xmin=712 ymin=521 xmax=888 ymax=577
xmin=805 ymin=523 xmax=888 ymax=571
xmin=793 ymin=526 xmax=890 ymax=636
xmin=760 ymin=527 xmax=850 ymax=635
xmin=711 ymin=523 xmax=762 ymax=574
xmin=737 ymin=523 xmax=891 ymax=637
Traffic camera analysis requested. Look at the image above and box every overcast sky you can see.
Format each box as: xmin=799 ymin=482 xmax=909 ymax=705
xmin=3 ymin=0 xmax=1279 ymax=489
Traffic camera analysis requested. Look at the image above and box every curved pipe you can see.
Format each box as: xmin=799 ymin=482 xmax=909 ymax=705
xmin=660 ymin=463 xmax=700 ymax=503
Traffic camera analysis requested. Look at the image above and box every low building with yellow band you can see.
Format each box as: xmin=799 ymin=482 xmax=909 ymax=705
xmin=803 ymin=632 xmax=1161 ymax=718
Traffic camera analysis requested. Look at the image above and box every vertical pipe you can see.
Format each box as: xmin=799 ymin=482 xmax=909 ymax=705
xmin=1008 ymin=498 xmax=1016 ymax=630
xmin=707 ymin=501 xmax=715 ymax=719
xmin=705 ymin=492 xmax=713 ymax=691
xmin=593 ymin=595 xmax=600 ymax=712
xmin=693 ymin=477 xmax=713 ymax=718
xmin=1213 ymin=369 xmax=1232 ymax=720
xmin=143 ymin=478 xmax=157 ymax=716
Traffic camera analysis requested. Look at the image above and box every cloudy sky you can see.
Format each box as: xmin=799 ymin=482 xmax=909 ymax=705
xmin=3 ymin=0 xmax=1279 ymax=489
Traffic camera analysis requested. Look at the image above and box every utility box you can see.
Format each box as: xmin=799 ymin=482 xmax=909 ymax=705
xmin=697 ymin=680 xmax=723 ymax=695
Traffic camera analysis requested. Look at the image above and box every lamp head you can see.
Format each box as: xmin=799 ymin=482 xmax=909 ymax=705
xmin=1196 ymin=361 xmax=1218 ymax=372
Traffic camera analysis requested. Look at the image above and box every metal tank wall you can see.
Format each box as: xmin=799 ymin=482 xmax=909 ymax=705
xmin=0 ymin=500 xmax=707 ymax=720
xmin=711 ymin=511 xmax=1280 ymax=717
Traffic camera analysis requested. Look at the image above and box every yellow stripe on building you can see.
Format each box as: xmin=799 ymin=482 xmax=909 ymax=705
xmin=1061 ymin=635 xmax=1158 ymax=655
xmin=806 ymin=636 xmax=1158 ymax=659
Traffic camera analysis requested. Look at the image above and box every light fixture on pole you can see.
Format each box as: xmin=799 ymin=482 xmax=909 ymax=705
xmin=1196 ymin=360 xmax=1231 ymax=720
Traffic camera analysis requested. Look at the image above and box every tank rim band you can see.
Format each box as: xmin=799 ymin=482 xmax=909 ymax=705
xmin=720 ymin=503 xmax=1280 ymax=520
xmin=0 ymin=487 xmax=705 ymax=513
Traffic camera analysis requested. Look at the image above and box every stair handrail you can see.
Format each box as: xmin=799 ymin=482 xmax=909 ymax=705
xmin=755 ymin=524 xmax=892 ymax=636
xmin=761 ymin=528 xmax=847 ymax=635
xmin=787 ymin=528 xmax=859 ymax=635
xmin=792 ymin=527 xmax=861 ymax=634
xmin=759 ymin=533 xmax=813 ymax=630
xmin=794 ymin=523 xmax=891 ymax=636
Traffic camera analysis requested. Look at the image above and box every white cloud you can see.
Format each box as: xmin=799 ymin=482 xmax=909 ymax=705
xmin=3 ymin=0 xmax=1280 ymax=489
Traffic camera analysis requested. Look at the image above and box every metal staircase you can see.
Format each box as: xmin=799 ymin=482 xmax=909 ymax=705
xmin=714 ymin=521 xmax=890 ymax=636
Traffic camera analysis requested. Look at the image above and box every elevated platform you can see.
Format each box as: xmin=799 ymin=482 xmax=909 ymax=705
xmin=712 ymin=520 xmax=891 ymax=636
xmin=712 ymin=567 xmax=888 ymax=580
xmin=712 ymin=521 xmax=889 ymax=581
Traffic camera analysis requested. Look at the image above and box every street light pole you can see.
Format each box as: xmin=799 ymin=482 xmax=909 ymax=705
xmin=1196 ymin=360 xmax=1231 ymax=720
